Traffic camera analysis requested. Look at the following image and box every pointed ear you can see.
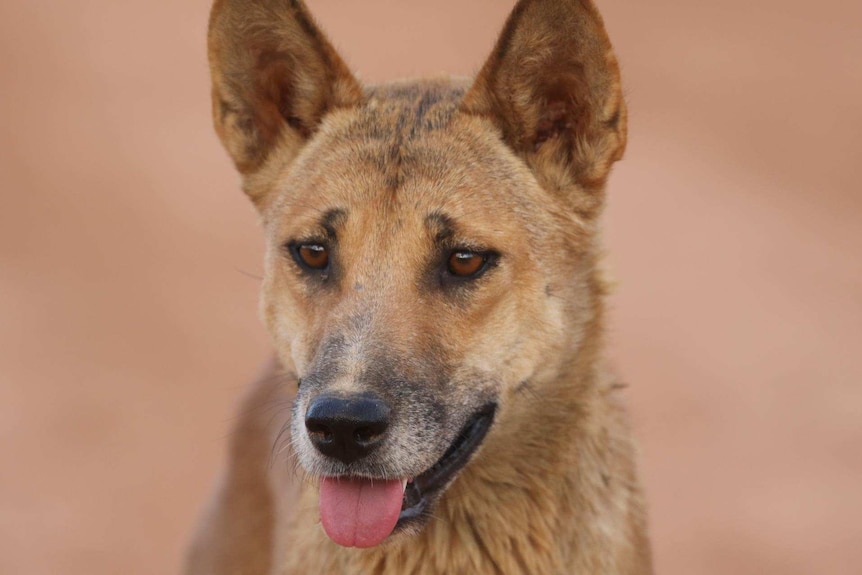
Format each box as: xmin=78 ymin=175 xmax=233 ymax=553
xmin=462 ymin=0 xmax=626 ymax=218
xmin=208 ymin=0 xmax=362 ymax=194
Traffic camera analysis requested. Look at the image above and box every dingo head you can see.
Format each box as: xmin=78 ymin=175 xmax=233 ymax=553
xmin=208 ymin=0 xmax=625 ymax=548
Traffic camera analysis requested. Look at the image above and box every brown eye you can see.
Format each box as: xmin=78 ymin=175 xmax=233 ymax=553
xmin=297 ymin=244 xmax=329 ymax=270
xmin=447 ymin=251 xmax=486 ymax=277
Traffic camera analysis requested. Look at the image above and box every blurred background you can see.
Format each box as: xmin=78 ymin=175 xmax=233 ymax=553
xmin=1 ymin=0 xmax=860 ymax=573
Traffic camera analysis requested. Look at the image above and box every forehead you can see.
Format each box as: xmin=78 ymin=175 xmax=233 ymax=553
xmin=269 ymin=80 xmax=539 ymax=234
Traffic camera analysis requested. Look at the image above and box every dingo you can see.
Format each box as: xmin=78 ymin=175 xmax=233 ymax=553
xmin=187 ymin=0 xmax=652 ymax=573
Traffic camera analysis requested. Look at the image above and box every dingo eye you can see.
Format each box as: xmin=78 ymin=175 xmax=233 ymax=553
xmin=293 ymin=243 xmax=329 ymax=270
xmin=447 ymin=251 xmax=486 ymax=278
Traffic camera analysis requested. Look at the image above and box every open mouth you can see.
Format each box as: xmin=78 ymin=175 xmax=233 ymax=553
xmin=317 ymin=403 xmax=497 ymax=547
xmin=397 ymin=403 xmax=497 ymax=526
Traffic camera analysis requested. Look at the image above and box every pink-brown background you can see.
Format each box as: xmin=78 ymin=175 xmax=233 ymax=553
xmin=1 ymin=1 xmax=860 ymax=573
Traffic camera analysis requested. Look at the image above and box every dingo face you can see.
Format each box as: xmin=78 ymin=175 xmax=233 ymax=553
xmin=263 ymin=83 xmax=594 ymax=543
xmin=208 ymin=0 xmax=625 ymax=549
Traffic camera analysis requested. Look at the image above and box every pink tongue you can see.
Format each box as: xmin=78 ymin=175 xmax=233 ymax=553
xmin=319 ymin=477 xmax=404 ymax=548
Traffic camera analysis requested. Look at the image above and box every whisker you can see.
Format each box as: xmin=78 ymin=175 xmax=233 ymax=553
xmin=234 ymin=267 xmax=263 ymax=281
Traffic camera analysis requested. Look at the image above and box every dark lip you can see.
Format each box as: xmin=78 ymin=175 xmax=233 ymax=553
xmin=395 ymin=402 xmax=497 ymax=529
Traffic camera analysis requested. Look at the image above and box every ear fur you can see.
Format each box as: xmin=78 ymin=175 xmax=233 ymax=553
xmin=208 ymin=0 xmax=362 ymax=201
xmin=462 ymin=0 xmax=627 ymax=218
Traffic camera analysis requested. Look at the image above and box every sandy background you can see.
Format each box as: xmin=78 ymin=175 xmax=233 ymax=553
xmin=1 ymin=0 xmax=860 ymax=573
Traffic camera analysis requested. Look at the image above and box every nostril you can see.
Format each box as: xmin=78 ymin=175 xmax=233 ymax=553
xmin=305 ymin=415 xmax=335 ymax=443
xmin=353 ymin=424 xmax=386 ymax=445
xmin=307 ymin=425 xmax=333 ymax=442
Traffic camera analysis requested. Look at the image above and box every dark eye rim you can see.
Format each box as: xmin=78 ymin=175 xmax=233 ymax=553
xmin=442 ymin=248 xmax=499 ymax=283
xmin=285 ymin=240 xmax=331 ymax=272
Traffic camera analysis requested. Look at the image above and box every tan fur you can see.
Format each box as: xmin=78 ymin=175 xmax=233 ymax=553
xmin=188 ymin=1 xmax=651 ymax=573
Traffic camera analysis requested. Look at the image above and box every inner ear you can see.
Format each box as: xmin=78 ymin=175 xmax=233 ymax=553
xmin=532 ymin=73 xmax=592 ymax=151
xmin=257 ymin=51 xmax=315 ymax=140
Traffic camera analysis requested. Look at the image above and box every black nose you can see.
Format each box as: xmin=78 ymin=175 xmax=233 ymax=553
xmin=304 ymin=393 xmax=391 ymax=464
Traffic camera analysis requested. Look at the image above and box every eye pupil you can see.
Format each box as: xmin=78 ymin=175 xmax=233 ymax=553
xmin=298 ymin=244 xmax=329 ymax=269
xmin=448 ymin=251 xmax=485 ymax=277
